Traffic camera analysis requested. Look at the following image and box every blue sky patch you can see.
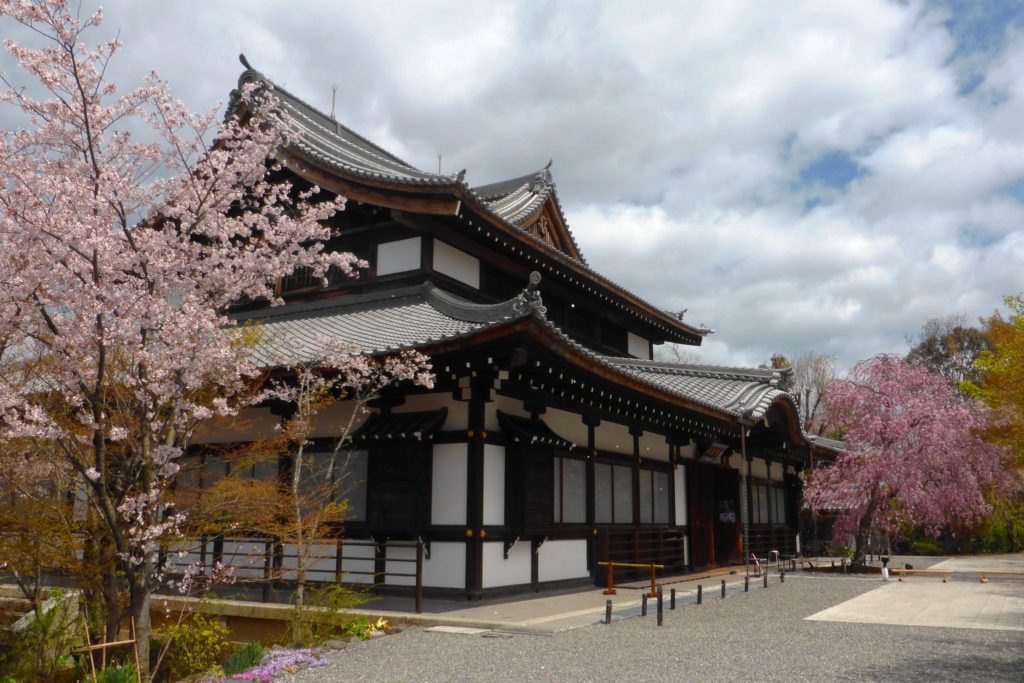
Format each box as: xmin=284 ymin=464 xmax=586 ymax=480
xmin=932 ymin=0 xmax=1024 ymax=62
xmin=997 ymin=176 xmax=1024 ymax=203
xmin=798 ymin=151 xmax=865 ymax=190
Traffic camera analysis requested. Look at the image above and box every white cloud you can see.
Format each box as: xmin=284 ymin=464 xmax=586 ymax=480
xmin=1 ymin=0 xmax=1020 ymax=371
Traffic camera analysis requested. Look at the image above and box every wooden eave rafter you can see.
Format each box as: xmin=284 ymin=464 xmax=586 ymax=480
xmin=418 ymin=316 xmax=756 ymax=431
xmin=280 ymin=149 xmax=462 ymax=216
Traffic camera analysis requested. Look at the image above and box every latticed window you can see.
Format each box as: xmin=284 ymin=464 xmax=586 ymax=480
xmin=552 ymin=456 xmax=586 ymax=523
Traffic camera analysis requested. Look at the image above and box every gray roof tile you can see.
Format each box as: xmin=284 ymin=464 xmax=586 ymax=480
xmin=235 ymin=282 xmax=792 ymax=423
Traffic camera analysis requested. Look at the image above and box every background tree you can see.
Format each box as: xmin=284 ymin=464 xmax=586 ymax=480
xmin=762 ymin=352 xmax=837 ymax=435
xmin=0 ymin=1 xmax=359 ymax=673
xmin=804 ymin=355 xmax=1015 ymax=565
xmin=906 ymin=313 xmax=990 ymax=390
xmin=965 ymin=294 xmax=1024 ymax=550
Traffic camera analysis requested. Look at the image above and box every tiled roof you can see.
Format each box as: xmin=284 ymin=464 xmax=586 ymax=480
xmin=234 ymin=279 xmax=791 ymax=423
xmin=230 ymin=284 xmax=527 ymax=367
xmin=470 ymin=165 xmax=589 ymax=266
xmin=231 ymin=63 xmax=457 ymax=188
xmin=227 ymin=57 xmax=705 ymax=343
xmin=598 ymin=358 xmax=793 ymax=421
xmin=473 ymin=168 xmax=554 ymax=226
xmin=807 ymin=434 xmax=846 ymax=454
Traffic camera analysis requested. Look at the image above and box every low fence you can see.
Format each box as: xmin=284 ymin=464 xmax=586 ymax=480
xmin=161 ymin=536 xmax=424 ymax=613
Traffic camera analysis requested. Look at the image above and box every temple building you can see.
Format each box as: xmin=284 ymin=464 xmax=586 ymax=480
xmin=181 ymin=57 xmax=840 ymax=599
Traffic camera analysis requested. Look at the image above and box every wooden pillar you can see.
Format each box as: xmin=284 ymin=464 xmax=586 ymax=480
xmin=584 ymin=415 xmax=599 ymax=577
xmin=743 ymin=428 xmax=752 ymax=572
xmin=630 ymin=426 xmax=643 ymax=571
xmin=464 ymin=374 xmax=489 ymax=600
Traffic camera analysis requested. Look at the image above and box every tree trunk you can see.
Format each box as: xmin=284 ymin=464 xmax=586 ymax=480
xmin=129 ymin=577 xmax=152 ymax=681
xmin=852 ymin=496 xmax=878 ymax=566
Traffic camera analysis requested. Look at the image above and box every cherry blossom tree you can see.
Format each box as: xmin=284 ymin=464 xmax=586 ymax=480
xmin=189 ymin=337 xmax=432 ymax=616
xmin=804 ymin=355 xmax=1016 ymax=565
xmin=0 ymin=1 xmax=413 ymax=673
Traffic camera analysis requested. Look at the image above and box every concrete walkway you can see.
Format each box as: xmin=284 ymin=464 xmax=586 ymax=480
xmin=358 ymin=564 xmax=758 ymax=633
xmin=806 ymin=552 xmax=1024 ymax=632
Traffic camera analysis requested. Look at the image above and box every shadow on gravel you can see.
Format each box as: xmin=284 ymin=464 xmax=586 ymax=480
xmin=852 ymin=633 xmax=1023 ymax=682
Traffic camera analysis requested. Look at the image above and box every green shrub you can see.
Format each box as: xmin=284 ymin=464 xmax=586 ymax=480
xmin=0 ymin=589 xmax=82 ymax=682
xmin=909 ymin=537 xmax=944 ymax=555
xmin=288 ymin=583 xmax=367 ymax=646
xmin=155 ymin=613 xmax=229 ymax=680
xmin=95 ymin=663 xmax=137 ymax=683
xmin=223 ymin=640 xmax=265 ymax=675
xmin=341 ymin=616 xmax=389 ymax=640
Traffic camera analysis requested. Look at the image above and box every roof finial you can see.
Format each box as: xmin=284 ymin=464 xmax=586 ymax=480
xmin=437 ymin=152 xmax=443 ymax=175
xmin=330 ymin=84 xmax=337 ymax=121
xmin=512 ymin=272 xmax=546 ymax=317
xmin=239 ymin=53 xmax=253 ymax=70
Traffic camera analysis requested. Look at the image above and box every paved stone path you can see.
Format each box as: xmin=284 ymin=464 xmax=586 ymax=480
xmin=807 ymin=552 xmax=1024 ymax=632
xmin=277 ymin=561 xmax=1024 ymax=682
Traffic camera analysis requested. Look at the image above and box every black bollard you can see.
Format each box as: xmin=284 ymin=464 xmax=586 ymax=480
xmin=697 ymin=584 xmax=703 ymax=604
xmin=763 ymin=573 xmax=768 ymax=588
xmin=781 ymin=568 xmax=785 ymax=583
xmin=605 ymin=599 xmax=612 ymax=625
xmin=657 ymin=586 xmax=664 ymax=626
xmin=744 ymin=575 xmax=749 ymax=592
xmin=670 ymin=588 xmax=676 ymax=610
xmin=641 ymin=593 xmax=647 ymax=617
xmin=721 ymin=579 xmax=726 ymax=599
xmin=842 ymin=558 xmax=847 ymax=574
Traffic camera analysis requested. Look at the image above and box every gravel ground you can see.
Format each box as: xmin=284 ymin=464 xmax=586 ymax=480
xmin=279 ymin=574 xmax=1024 ymax=683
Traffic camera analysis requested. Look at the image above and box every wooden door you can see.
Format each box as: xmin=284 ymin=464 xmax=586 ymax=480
xmin=687 ymin=464 xmax=716 ymax=568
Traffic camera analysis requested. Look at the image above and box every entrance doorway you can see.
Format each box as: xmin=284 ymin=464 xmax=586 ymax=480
xmin=687 ymin=464 xmax=741 ymax=568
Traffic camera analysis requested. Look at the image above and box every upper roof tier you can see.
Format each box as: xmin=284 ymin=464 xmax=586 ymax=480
xmin=228 ymin=55 xmax=707 ymax=344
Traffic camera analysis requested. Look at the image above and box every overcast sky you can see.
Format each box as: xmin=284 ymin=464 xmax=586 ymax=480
xmin=3 ymin=1 xmax=1022 ymax=370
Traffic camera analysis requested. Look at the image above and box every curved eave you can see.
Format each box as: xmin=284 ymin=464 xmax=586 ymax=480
xmin=416 ymin=314 xmax=769 ymax=427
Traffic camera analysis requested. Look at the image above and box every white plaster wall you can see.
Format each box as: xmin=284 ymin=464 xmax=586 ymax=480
xmin=674 ymin=466 xmax=687 ymax=526
xmin=627 ymin=332 xmax=651 ymax=360
xmin=309 ymin=400 xmax=368 ymax=439
xmin=221 ymin=540 xmax=268 ymax=579
xmin=422 ymin=542 xmax=466 ymax=589
xmin=750 ymin=457 xmax=769 ymax=480
xmin=433 ymin=239 xmax=480 ymax=288
xmin=593 ymin=419 xmax=633 ymax=455
xmin=168 ymin=539 xmax=205 ymax=573
xmin=377 ymin=237 xmax=421 ymax=276
xmin=482 ymin=541 xmax=531 ymax=588
xmin=639 ymin=431 xmax=670 ymax=462
xmin=385 ymin=544 xmax=417 ymax=587
xmin=431 ymin=443 xmax=467 ymax=525
xmin=679 ymin=443 xmax=695 ymax=459
xmin=393 ymin=392 xmax=467 ymax=431
xmin=192 ymin=407 xmax=279 ymax=444
xmin=538 ymin=540 xmax=589 ymax=582
xmin=770 ymin=463 xmax=786 ymax=483
xmin=483 ymin=444 xmax=505 ymax=526
xmin=542 ymin=408 xmax=589 ymax=449
xmin=339 ymin=542 xmax=375 ymax=585
xmin=485 ymin=394 xmax=528 ymax=432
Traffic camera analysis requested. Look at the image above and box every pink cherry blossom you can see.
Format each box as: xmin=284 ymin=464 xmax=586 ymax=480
xmin=804 ymin=355 xmax=1017 ymax=562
